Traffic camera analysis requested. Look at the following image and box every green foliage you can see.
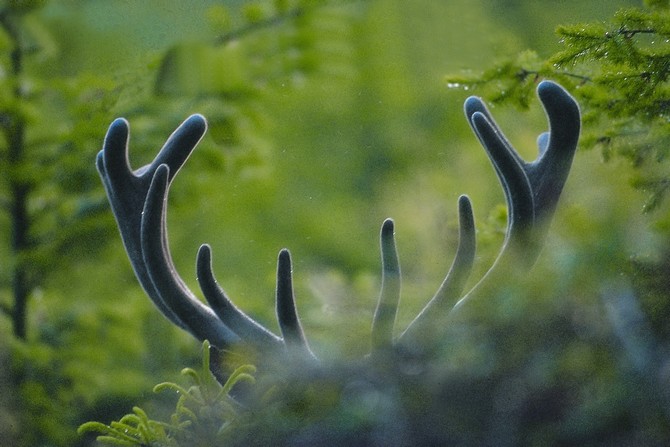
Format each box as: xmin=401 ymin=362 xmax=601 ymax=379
xmin=152 ymin=0 xmax=361 ymax=174
xmin=0 ymin=0 xmax=123 ymax=339
xmin=0 ymin=0 xmax=666 ymax=445
xmin=7 ymin=294 xmax=198 ymax=446
xmin=80 ymin=407 xmax=178 ymax=447
xmin=78 ymin=341 xmax=256 ymax=447
xmin=445 ymin=2 xmax=670 ymax=212
xmin=2 ymin=1 xmax=368 ymax=443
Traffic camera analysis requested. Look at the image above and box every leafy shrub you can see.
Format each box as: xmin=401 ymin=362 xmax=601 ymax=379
xmin=79 ymin=341 xmax=256 ymax=447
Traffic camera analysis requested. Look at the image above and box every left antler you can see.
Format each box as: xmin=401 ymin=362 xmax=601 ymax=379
xmin=97 ymin=80 xmax=579 ymax=366
xmin=97 ymin=115 xmax=312 ymax=358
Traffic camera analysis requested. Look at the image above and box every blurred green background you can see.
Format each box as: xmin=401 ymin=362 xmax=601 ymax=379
xmin=3 ymin=0 xmax=669 ymax=445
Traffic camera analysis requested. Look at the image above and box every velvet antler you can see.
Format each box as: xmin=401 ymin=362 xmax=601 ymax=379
xmin=98 ymin=115 xmax=318 ymax=358
xmin=98 ymin=80 xmax=579 ymax=365
xmin=402 ymin=80 xmax=580 ymax=336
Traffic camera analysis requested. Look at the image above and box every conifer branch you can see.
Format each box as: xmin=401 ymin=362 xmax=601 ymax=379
xmin=518 ymin=68 xmax=592 ymax=83
xmin=609 ymin=27 xmax=656 ymax=38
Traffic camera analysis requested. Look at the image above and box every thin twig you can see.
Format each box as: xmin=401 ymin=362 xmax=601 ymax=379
xmin=610 ymin=28 xmax=656 ymax=39
xmin=520 ymin=68 xmax=593 ymax=83
xmin=214 ymin=8 xmax=304 ymax=46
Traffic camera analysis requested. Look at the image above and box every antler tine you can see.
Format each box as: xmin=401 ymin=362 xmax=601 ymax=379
xmin=399 ymin=195 xmax=476 ymax=342
xmin=427 ymin=195 xmax=476 ymax=307
xmin=526 ymin=81 xmax=581 ymax=225
xmin=371 ymin=219 xmax=401 ymax=355
xmin=196 ymin=244 xmax=316 ymax=358
xmin=276 ymin=249 xmax=315 ymax=358
xmin=141 ymin=165 xmax=240 ymax=346
xmin=466 ymin=104 xmax=535 ymax=251
xmin=97 ymin=115 xmax=208 ymax=330
xmin=196 ymin=244 xmax=283 ymax=351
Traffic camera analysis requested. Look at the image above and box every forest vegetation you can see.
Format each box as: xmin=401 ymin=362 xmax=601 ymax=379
xmin=0 ymin=0 xmax=668 ymax=445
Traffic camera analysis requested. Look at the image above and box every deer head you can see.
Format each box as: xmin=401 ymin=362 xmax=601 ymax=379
xmin=96 ymin=80 xmax=580 ymax=367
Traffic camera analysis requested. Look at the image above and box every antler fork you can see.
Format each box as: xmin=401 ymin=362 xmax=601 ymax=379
xmin=97 ymin=80 xmax=579 ymax=365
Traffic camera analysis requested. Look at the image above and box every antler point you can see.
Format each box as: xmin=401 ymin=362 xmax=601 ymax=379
xmin=185 ymin=113 xmax=208 ymax=131
xmin=381 ymin=218 xmax=395 ymax=233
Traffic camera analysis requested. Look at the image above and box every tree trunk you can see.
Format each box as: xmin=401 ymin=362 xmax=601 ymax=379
xmin=2 ymin=12 xmax=31 ymax=340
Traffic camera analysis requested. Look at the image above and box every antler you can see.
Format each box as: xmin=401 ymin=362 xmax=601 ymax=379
xmin=401 ymin=80 xmax=580 ymax=338
xmin=97 ymin=115 xmax=316 ymax=359
xmin=97 ymin=80 xmax=579 ymax=366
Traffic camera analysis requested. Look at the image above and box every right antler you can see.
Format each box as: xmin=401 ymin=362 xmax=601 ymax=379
xmin=402 ymin=80 xmax=580 ymax=337
xmin=97 ymin=80 xmax=580 ymax=365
